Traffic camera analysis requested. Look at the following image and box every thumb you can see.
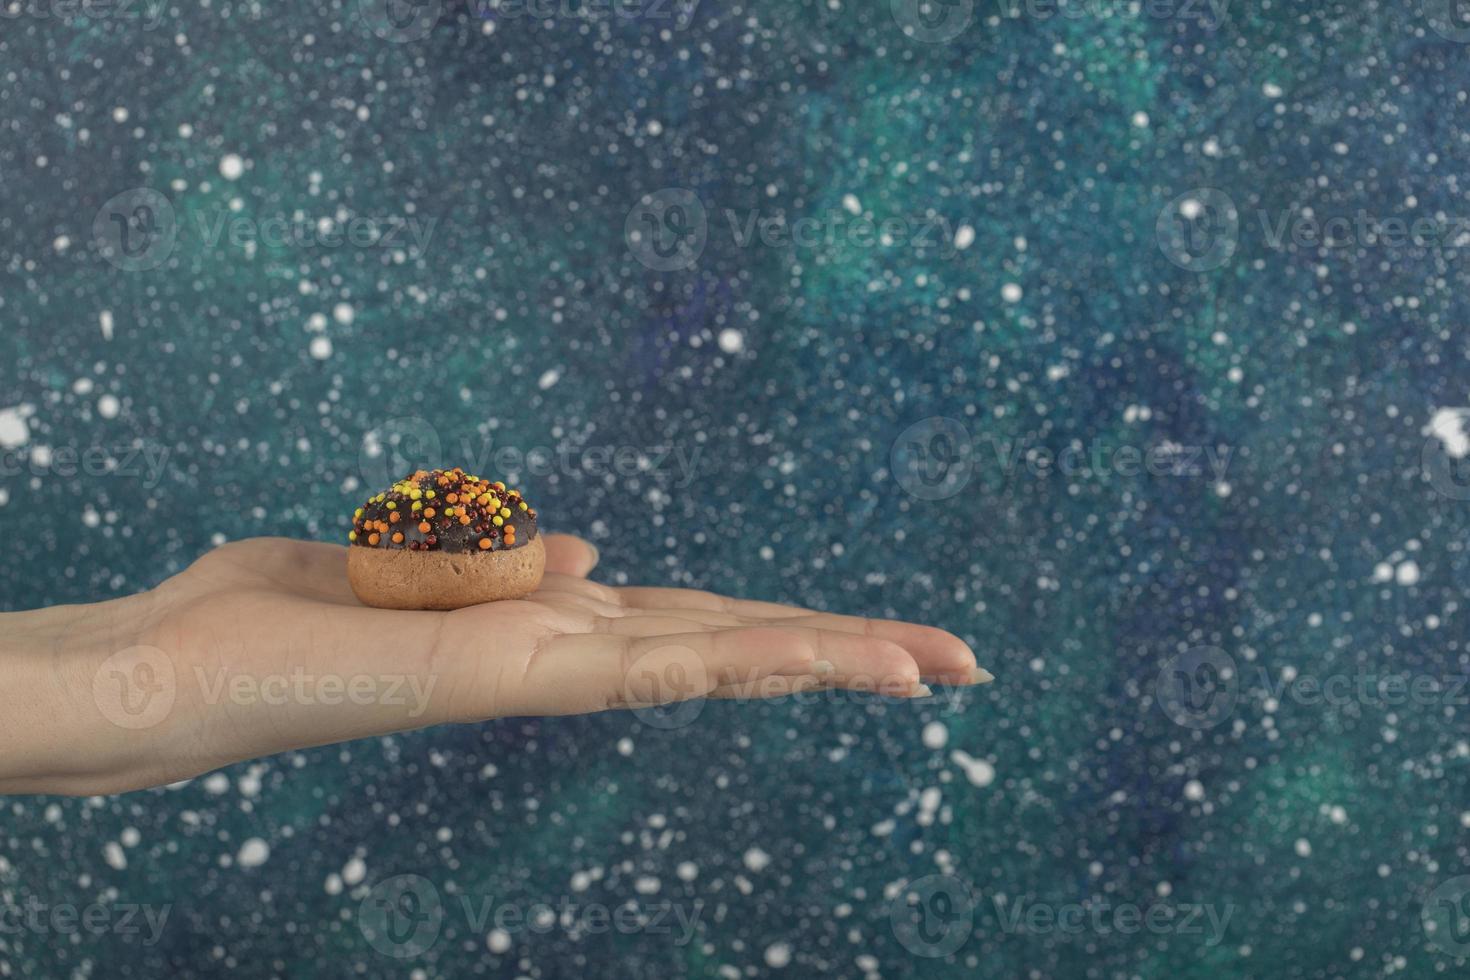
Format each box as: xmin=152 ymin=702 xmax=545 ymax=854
xmin=540 ymin=533 xmax=600 ymax=578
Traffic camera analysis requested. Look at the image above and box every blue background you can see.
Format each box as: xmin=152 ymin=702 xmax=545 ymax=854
xmin=3 ymin=1 xmax=1470 ymax=976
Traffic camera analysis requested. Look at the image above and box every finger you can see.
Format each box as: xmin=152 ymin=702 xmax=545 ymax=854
xmin=499 ymin=627 xmax=821 ymax=717
xmin=615 ymin=587 xmax=810 ymax=619
xmin=541 ymin=535 xmax=600 ymax=578
xmin=616 ymin=587 xmax=982 ymax=684
xmin=533 ymin=573 xmax=626 ymax=606
xmin=750 ymin=613 xmax=980 ymax=684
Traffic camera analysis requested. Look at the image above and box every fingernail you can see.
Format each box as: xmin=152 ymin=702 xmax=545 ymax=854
xmin=971 ymin=666 xmax=995 ymax=684
xmin=812 ymin=660 xmax=836 ymax=675
xmin=587 ymin=543 xmax=600 ymax=569
xmin=907 ymin=683 xmax=934 ymax=699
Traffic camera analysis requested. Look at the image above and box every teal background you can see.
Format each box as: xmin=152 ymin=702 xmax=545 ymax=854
xmin=3 ymin=1 xmax=1470 ymax=976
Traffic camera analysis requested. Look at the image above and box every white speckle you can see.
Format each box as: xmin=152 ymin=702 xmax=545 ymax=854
xmin=743 ymin=847 xmax=772 ymax=872
xmin=1263 ymin=82 xmax=1284 ymax=98
xmin=842 ymin=193 xmax=862 ymax=215
xmin=342 ymin=857 xmax=367 ymax=886
xmin=324 ymin=873 xmax=343 ymax=895
xmin=103 ymin=842 xmax=127 ymax=870
xmin=98 ymin=394 xmax=120 ymax=419
xmin=950 ymin=750 xmax=995 ymax=787
xmin=1180 ymin=197 xmax=1204 ymax=220
xmin=617 ymin=737 xmax=634 ymax=756
xmin=1294 ymin=838 xmax=1312 ymax=858
xmin=634 ymin=875 xmax=661 ymax=894
xmin=676 ymin=861 xmax=699 ymax=881
xmin=99 ymin=310 xmax=115 ymax=340
xmin=922 ymin=721 xmax=948 ymax=749
xmin=237 ymin=838 xmax=270 ymax=868
xmin=1184 ymin=780 xmax=1204 ymax=801
xmin=120 ymin=827 xmax=141 ymax=847
xmin=765 ymin=943 xmax=792 ymax=968
xmin=487 ymin=929 xmax=512 ymax=953
xmin=538 ymin=368 xmax=562 ymax=390
xmin=647 ymin=119 xmax=663 ymax=135
xmin=219 ymin=154 xmax=245 ymax=180
xmin=203 ymin=773 xmax=230 ymax=794
xmin=333 ymin=302 xmax=355 ymax=325
xmin=1327 ymin=805 xmax=1348 ymax=825
xmin=112 ymin=106 xmax=129 ymax=122
xmin=83 ymin=507 xmax=101 ymax=528
xmin=1001 ymin=283 xmax=1023 ymax=303
xmin=1427 ymin=408 xmax=1470 ymax=458
xmin=717 ymin=328 xmax=745 ymax=354
xmin=953 ymin=224 xmax=975 ymax=250
xmin=53 ymin=235 xmax=71 ymax=253
xmin=309 ymin=336 xmax=333 ymax=360
xmin=1395 ymin=561 xmax=1420 ymax=586
xmin=1131 ymin=111 xmax=1150 ymax=128
xmin=1371 ymin=562 xmax=1394 ymax=583
xmin=0 ymin=407 xmax=30 ymax=449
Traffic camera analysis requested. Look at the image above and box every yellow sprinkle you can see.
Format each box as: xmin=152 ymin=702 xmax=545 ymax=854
xmin=354 ymin=508 xmax=363 ymax=519
xmin=426 ymin=490 xmax=436 ymax=499
xmin=348 ymin=530 xmax=357 ymax=542
xmin=444 ymin=506 xmax=455 ymax=517
xmin=386 ymin=501 xmax=397 ymax=510
xmin=412 ymin=501 xmax=422 ymax=512
xmin=519 ymin=502 xmax=528 ymax=510
xmin=410 ymin=489 xmax=423 ymax=500
xmin=493 ymin=515 xmax=504 ymax=527
xmin=500 ymin=507 xmax=511 ymax=518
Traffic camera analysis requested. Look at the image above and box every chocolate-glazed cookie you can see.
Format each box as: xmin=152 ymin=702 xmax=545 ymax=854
xmin=346 ymin=468 xmax=545 ymax=609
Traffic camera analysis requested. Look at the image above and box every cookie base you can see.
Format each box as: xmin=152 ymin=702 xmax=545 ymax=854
xmin=347 ymin=536 xmax=546 ymax=610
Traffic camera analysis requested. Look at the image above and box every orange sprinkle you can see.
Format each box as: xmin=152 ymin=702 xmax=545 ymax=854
xmin=446 ymin=493 xmax=458 ymax=503
xmin=459 ymin=515 xmax=471 ymax=525
xmin=478 ymin=538 xmax=492 ymax=550
xmin=392 ymin=532 xmax=404 ymax=544
xmin=368 ymin=532 xmax=380 ymax=546
xmin=423 ymin=508 xmax=436 ymax=518
xmin=418 ymin=521 xmax=431 ymax=533
xmin=389 ymin=511 xmax=401 ymax=524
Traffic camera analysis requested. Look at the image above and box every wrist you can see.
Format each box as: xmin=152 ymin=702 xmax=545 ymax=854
xmin=0 ymin=592 xmax=172 ymax=795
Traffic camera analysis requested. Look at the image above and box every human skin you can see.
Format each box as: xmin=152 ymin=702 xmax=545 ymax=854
xmin=0 ymin=534 xmax=991 ymax=796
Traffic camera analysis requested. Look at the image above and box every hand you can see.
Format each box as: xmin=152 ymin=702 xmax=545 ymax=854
xmin=1 ymin=536 xmax=991 ymax=796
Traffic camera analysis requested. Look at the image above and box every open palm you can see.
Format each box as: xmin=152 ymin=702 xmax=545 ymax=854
xmin=85 ymin=534 xmax=987 ymax=793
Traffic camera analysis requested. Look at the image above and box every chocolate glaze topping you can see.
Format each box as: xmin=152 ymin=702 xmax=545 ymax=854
xmin=349 ymin=468 xmax=538 ymax=554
